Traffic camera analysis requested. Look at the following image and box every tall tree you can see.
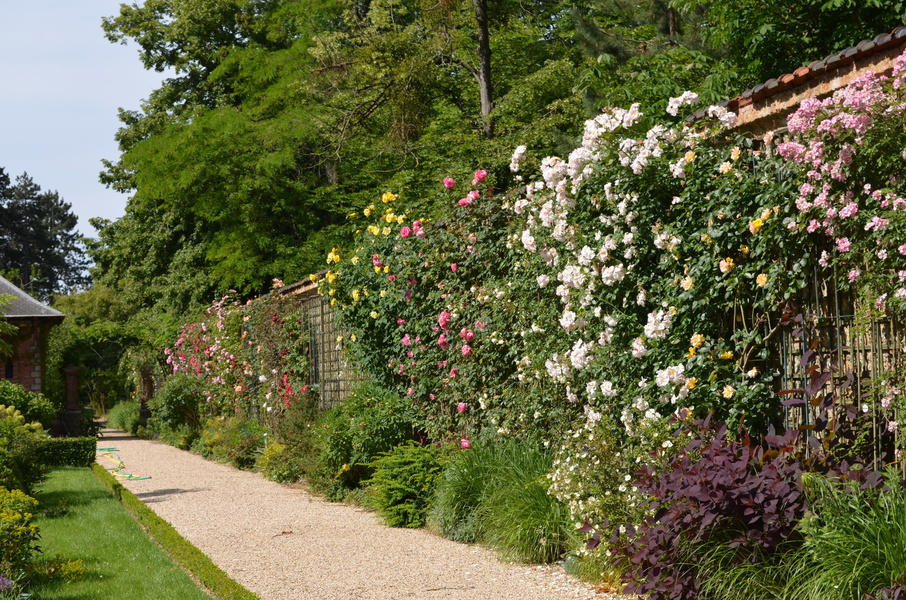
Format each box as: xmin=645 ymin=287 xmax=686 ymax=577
xmin=0 ymin=170 xmax=89 ymax=301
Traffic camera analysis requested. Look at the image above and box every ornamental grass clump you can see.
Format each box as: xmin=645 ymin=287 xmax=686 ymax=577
xmin=781 ymin=469 xmax=906 ymax=600
xmin=430 ymin=437 xmax=576 ymax=563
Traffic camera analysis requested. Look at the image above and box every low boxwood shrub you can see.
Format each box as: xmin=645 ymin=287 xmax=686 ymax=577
xmin=366 ymin=442 xmax=447 ymax=528
xmin=36 ymin=438 xmax=96 ymax=467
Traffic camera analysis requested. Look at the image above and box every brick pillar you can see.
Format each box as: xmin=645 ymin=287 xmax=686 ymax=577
xmin=61 ymin=366 xmax=81 ymax=436
xmin=139 ymin=366 xmax=154 ymax=426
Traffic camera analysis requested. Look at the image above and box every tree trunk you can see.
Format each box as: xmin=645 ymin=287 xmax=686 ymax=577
xmin=473 ymin=0 xmax=494 ymax=139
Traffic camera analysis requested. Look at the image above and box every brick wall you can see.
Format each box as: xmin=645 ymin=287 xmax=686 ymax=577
xmin=1 ymin=317 xmax=58 ymax=394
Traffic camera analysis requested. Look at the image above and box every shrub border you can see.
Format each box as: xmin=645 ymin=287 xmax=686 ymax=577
xmin=91 ymin=463 xmax=260 ymax=600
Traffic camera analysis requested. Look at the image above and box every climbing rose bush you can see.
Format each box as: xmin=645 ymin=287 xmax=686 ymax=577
xmin=321 ymin=49 xmax=906 ymax=511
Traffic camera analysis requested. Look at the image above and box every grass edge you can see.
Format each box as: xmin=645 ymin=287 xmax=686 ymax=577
xmin=90 ymin=463 xmax=261 ymax=600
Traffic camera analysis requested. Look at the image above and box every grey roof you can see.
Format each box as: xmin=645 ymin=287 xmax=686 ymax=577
xmin=0 ymin=275 xmax=64 ymax=319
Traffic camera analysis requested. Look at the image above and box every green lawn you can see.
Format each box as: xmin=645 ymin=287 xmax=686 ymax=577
xmin=30 ymin=467 xmax=212 ymax=600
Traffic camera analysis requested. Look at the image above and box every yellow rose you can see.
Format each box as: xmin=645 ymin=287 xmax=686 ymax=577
xmin=308 ymin=274 xmax=319 ymax=282
xmin=382 ymin=192 xmax=397 ymax=203
xmin=330 ymin=298 xmax=337 ymax=306
xmin=325 ymin=271 xmax=337 ymax=284
xmin=680 ymin=276 xmax=694 ymax=290
xmin=687 ymin=347 xmax=697 ymax=358
xmin=382 ymin=226 xmax=391 ymax=235
xmin=384 ymin=212 xmax=396 ymax=223
xmin=380 ymin=290 xmax=387 ymax=298
xmin=722 ymin=385 xmax=734 ymax=399
xmin=686 ymin=377 xmax=698 ymax=389
xmin=396 ymin=215 xmax=405 ymax=225
xmin=350 ymin=334 xmax=357 ymax=342
xmin=370 ymin=311 xmax=378 ymax=319
xmin=684 ymin=150 xmax=696 ymax=163
xmin=720 ymin=351 xmax=734 ymax=360
xmin=364 ymin=205 xmax=374 ymax=216
xmin=756 ymin=273 xmax=768 ymax=287
xmin=719 ymin=257 xmax=734 ymax=273
xmin=730 ymin=147 xmax=741 ymax=161
xmin=748 ymin=218 xmax=764 ymax=234
xmin=350 ymin=255 xmax=359 ymax=265
xmin=352 ymin=289 xmax=361 ymax=302
xmin=719 ymin=161 xmax=732 ymax=174
xmin=690 ymin=333 xmax=705 ymax=348
xmin=367 ymin=225 xmax=379 ymax=235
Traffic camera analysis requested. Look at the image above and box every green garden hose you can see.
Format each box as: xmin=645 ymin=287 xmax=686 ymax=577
xmin=96 ymin=447 xmax=152 ymax=480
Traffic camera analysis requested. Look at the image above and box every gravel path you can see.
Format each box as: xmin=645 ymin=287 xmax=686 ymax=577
xmin=96 ymin=431 xmax=622 ymax=600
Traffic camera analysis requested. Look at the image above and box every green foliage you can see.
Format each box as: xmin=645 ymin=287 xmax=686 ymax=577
xmin=311 ymin=383 xmax=419 ymax=499
xmin=0 ymin=486 xmax=39 ymax=579
xmin=196 ymin=417 xmax=267 ymax=470
xmin=148 ymin=373 xmax=207 ymax=435
xmin=45 ymin=285 xmax=138 ymax=414
xmin=0 ymin=381 xmax=56 ymax=429
xmin=255 ymin=442 xmax=302 ymax=483
xmin=673 ymin=0 xmax=906 ymax=87
xmin=106 ymin=401 xmax=141 ymax=435
xmin=430 ymin=438 xmax=576 ymax=563
xmin=366 ymin=442 xmax=447 ymax=528
xmin=0 ymin=170 xmax=89 ymax=301
xmin=781 ymin=471 xmax=906 ymax=600
xmin=35 ymin=438 xmax=97 ymax=468
xmin=91 ymin=464 xmax=260 ymax=600
xmin=0 ymin=406 xmax=48 ymax=493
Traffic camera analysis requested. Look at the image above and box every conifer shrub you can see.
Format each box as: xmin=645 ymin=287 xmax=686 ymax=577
xmin=366 ymin=441 xmax=447 ymax=528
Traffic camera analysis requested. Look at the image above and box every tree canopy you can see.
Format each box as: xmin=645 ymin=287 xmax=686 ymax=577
xmin=89 ymin=0 xmax=905 ymax=321
xmin=0 ymin=169 xmax=89 ymax=302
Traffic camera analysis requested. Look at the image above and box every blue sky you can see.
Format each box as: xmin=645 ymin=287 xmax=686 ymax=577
xmin=0 ymin=2 xmax=169 ymax=237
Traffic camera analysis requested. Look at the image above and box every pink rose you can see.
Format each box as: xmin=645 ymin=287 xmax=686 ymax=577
xmin=438 ymin=310 xmax=451 ymax=330
xmin=429 ymin=393 xmax=436 ymax=400
xmin=397 ymin=318 xmax=406 ymax=325
xmin=400 ymin=226 xmax=412 ymax=238
xmin=401 ymin=334 xmax=412 ymax=346
xmin=451 ymin=263 xmax=458 ymax=272
xmin=372 ymin=254 xmax=383 ymax=268
xmin=388 ymin=275 xmax=396 ymax=281
xmin=472 ymin=170 xmax=488 ymax=185
xmin=443 ymin=177 xmax=456 ymax=189
xmin=458 ymin=197 xmax=473 ymax=207
xmin=459 ymin=328 xmax=474 ymax=342
xmin=457 ymin=402 xmax=467 ymax=413
xmin=407 ymin=388 xmax=415 ymax=396
xmin=449 ymin=367 xmax=458 ymax=378
xmin=438 ymin=334 xmax=450 ymax=350
xmin=460 ymin=438 xmax=472 ymax=449
xmin=461 ymin=344 xmax=471 ymax=356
